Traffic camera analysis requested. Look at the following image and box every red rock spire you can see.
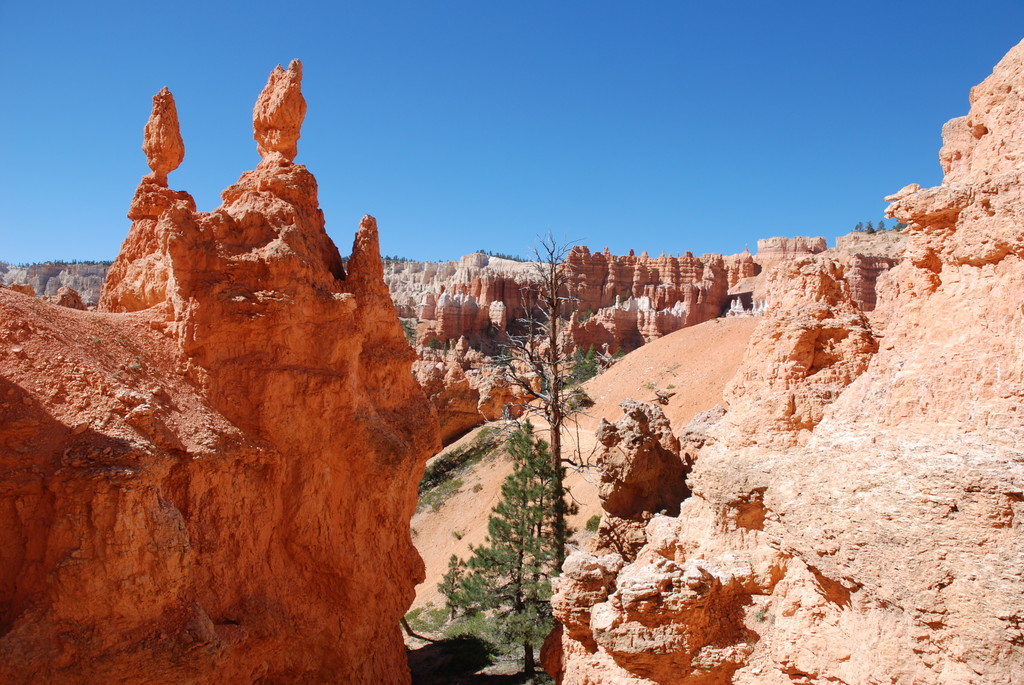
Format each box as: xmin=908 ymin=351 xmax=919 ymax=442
xmin=141 ymin=86 xmax=184 ymax=186
xmin=253 ymin=59 xmax=306 ymax=164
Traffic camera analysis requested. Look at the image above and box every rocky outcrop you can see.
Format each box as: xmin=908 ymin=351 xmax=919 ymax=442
xmin=828 ymin=231 xmax=907 ymax=312
xmin=591 ymin=401 xmax=688 ymax=560
xmin=390 ymin=247 xmax=746 ymax=352
xmin=564 ymin=247 xmax=729 ymax=314
xmin=412 ymin=338 xmax=524 ymax=443
xmin=100 ymin=86 xmax=196 ymax=313
xmin=45 ymin=286 xmax=86 ymax=310
xmin=0 ymin=262 xmax=111 ymax=305
xmin=4 ymin=283 xmax=35 ymax=296
xmin=725 ymin=234 xmax=904 ymax=315
xmin=386 ymin=253 xmax=538 ymax=342
xmin=141 ymin=87 xmax=185 ymax=185
xmin=253 ymin=61 xmax=306 ymax=163
xmin=0 ymin=61 xmax=439 ymax=685
xmin=723 ymin=249 xmax=759 ymax=289
xmin=833 ymin=230 xmax=906 ymax=259
xmin=715 ymin=258 xmax=877 ymax=448
xmin=547 ymin=39 xmax=1024 ymax=685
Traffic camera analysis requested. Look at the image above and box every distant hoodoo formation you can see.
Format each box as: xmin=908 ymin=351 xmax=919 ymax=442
xmin=544 ymin=39 xmax=1024 ymax=684
xmin=0 ymin=61 xmax=439 ymax=684
xmin=388 ymin=233 xmax=902 ymax=443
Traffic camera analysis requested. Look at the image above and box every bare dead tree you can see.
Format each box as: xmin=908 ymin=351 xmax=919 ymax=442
xmin=496 ymin=232 xmax=584 ymax=568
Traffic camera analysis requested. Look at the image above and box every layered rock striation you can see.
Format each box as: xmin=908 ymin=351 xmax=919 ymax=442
xmin=0 ymin=61 xmax=439 ymax=684
xmin=547 ymin=40 xmax=1024 ymax=685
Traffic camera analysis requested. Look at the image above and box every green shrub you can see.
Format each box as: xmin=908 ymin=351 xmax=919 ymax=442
xmin=419 ymin=430 xmax=496 ymax=495
xmin=406 ymin=604 xmax=448 ymax=633
xmin=418 ymin=478 xmax=463 ymax=513
xmin=585 ymin=514 xmax=601 ymax=532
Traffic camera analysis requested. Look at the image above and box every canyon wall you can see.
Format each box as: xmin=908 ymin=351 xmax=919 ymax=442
xmin=386 ymin=248 xmax=756 ymax=352
xmin=392 ymin=235 xmax=901 ymax=440
xmin=0 ymin=261 xmax=111 ymax=305
xmin=0 ymin=62 xmax=439 ymax=684
xmin=386 ymin=234 xmax=899 ymax=353
xmin=546 ymin=40 xmax=1024 ymax=684
xmin=562 ymin=247 xmax=741 ymax=351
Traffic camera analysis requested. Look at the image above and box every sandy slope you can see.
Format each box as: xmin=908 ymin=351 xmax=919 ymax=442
xmin=409 ymin=316 xmax=758 ymax=612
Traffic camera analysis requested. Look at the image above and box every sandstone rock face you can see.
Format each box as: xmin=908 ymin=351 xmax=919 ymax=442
xmin=387 ymin=253 xmax=539 ymax=345
xmin=5 ymin=283 xmax=35 ymax=296
xmin=547 ymin=40 xmax=1024 ymax=685
xmin=0 ymin=63 xmax=439 ymax=685
xmin=754 ymin=236 xmax=827 ymax=267
xmin=828 ymin=231 xmax=907 ymax=312
xmin=563 ymin=247 xmax=733 ymax=351
xmin=723 ymin=249 xmax=759 ymax=289
xmin=389 ymin=247 xmax=746 ymax=352
xmin=591 ymin=401 xmax=688 ymax=560
xmin=392 ymin=237 xmax=891 ymax=439
xmin=726 ymin=234 xmax=904 ymax=315
xmin=412 ymin=338 xmax=531 ymax=444
xmin=716 ymin=258 xmax=877 ymax=448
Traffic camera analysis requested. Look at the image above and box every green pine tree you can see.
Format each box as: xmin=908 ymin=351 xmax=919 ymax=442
xmin=866 ymin=220 xmax=875 ymax=234
xmin=878 ymin=219 xmax=886 ymax=231
xmin=438 ymin=554 xmax=467 ymax=621
xmin=855 ymin=221 xmax=864 ymax=232
xmin=457 ymin=422 xmax=561 ymax=675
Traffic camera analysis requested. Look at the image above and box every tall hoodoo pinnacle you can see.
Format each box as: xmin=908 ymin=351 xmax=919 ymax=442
xmin=142 ymin=86 xmax=184 ymax=186
xmin=253 ymin=59 xmax=306 ymax=163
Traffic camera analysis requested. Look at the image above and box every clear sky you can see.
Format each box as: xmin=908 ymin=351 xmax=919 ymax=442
xmin=1 ymin=1 xmax=1022 ymax=264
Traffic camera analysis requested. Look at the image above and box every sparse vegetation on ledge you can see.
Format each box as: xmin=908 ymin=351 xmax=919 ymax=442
xmin=417 ymin=428 xmax=499 ymax=513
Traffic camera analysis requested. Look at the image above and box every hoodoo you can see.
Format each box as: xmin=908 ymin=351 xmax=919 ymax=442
xmin=0 ymin=61 xmax=440 ymax=683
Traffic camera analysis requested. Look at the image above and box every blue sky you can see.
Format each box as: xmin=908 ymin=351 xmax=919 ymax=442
xmin=1 ymin=1 xmax=1022 ymax=264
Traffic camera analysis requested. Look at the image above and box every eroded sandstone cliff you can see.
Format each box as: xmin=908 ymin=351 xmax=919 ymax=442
xmin=546 ymin=40 xmax=1024 ymax=685
xmin=0 ymin=61 xmax=439 ymax=684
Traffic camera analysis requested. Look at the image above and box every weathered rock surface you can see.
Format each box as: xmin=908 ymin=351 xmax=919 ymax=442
xmin=45 ymin=285 xmax=86 ymax=310
xmin=100 ymin=86 xmax=196 ymax=313
xmin=716 ymin=258 xmax=877 ymax=448
xmin=412 ymin=337 xmax=525 ymax=443
xmin=392 ymin=236 xmax=894 ymax=438
xmin=563 ymin=247 xmax=735 ymax=352
xmin=547 ymin=40 xmax=1024 ymax=685
xmin=387 ymin=253 xmax=539 ymax=346
xmin=828 ymin=231 xmax=907 ymax=312
xmin=0 ymin=62 xmax=439 ymax=685
xmin=729 ymin=233 xmax=904 ymax=315
xmin=142 ymin=87 xmax=185 ymax=184
xmin=591 ymin=401 xmax=688 ymax=560
xmin=253 ymin=59 xmax=307 ymax=164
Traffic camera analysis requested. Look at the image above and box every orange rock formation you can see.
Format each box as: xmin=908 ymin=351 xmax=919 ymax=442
xmin=412 ymin=337 xmax=525 ymax=443
xmin=591 ymin=401 xmax=688 ymax=560
xmin=547 ymin=39 xmax=1024 ymax=684
xmin=0 ymin=61 xmax=439 ymax=684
